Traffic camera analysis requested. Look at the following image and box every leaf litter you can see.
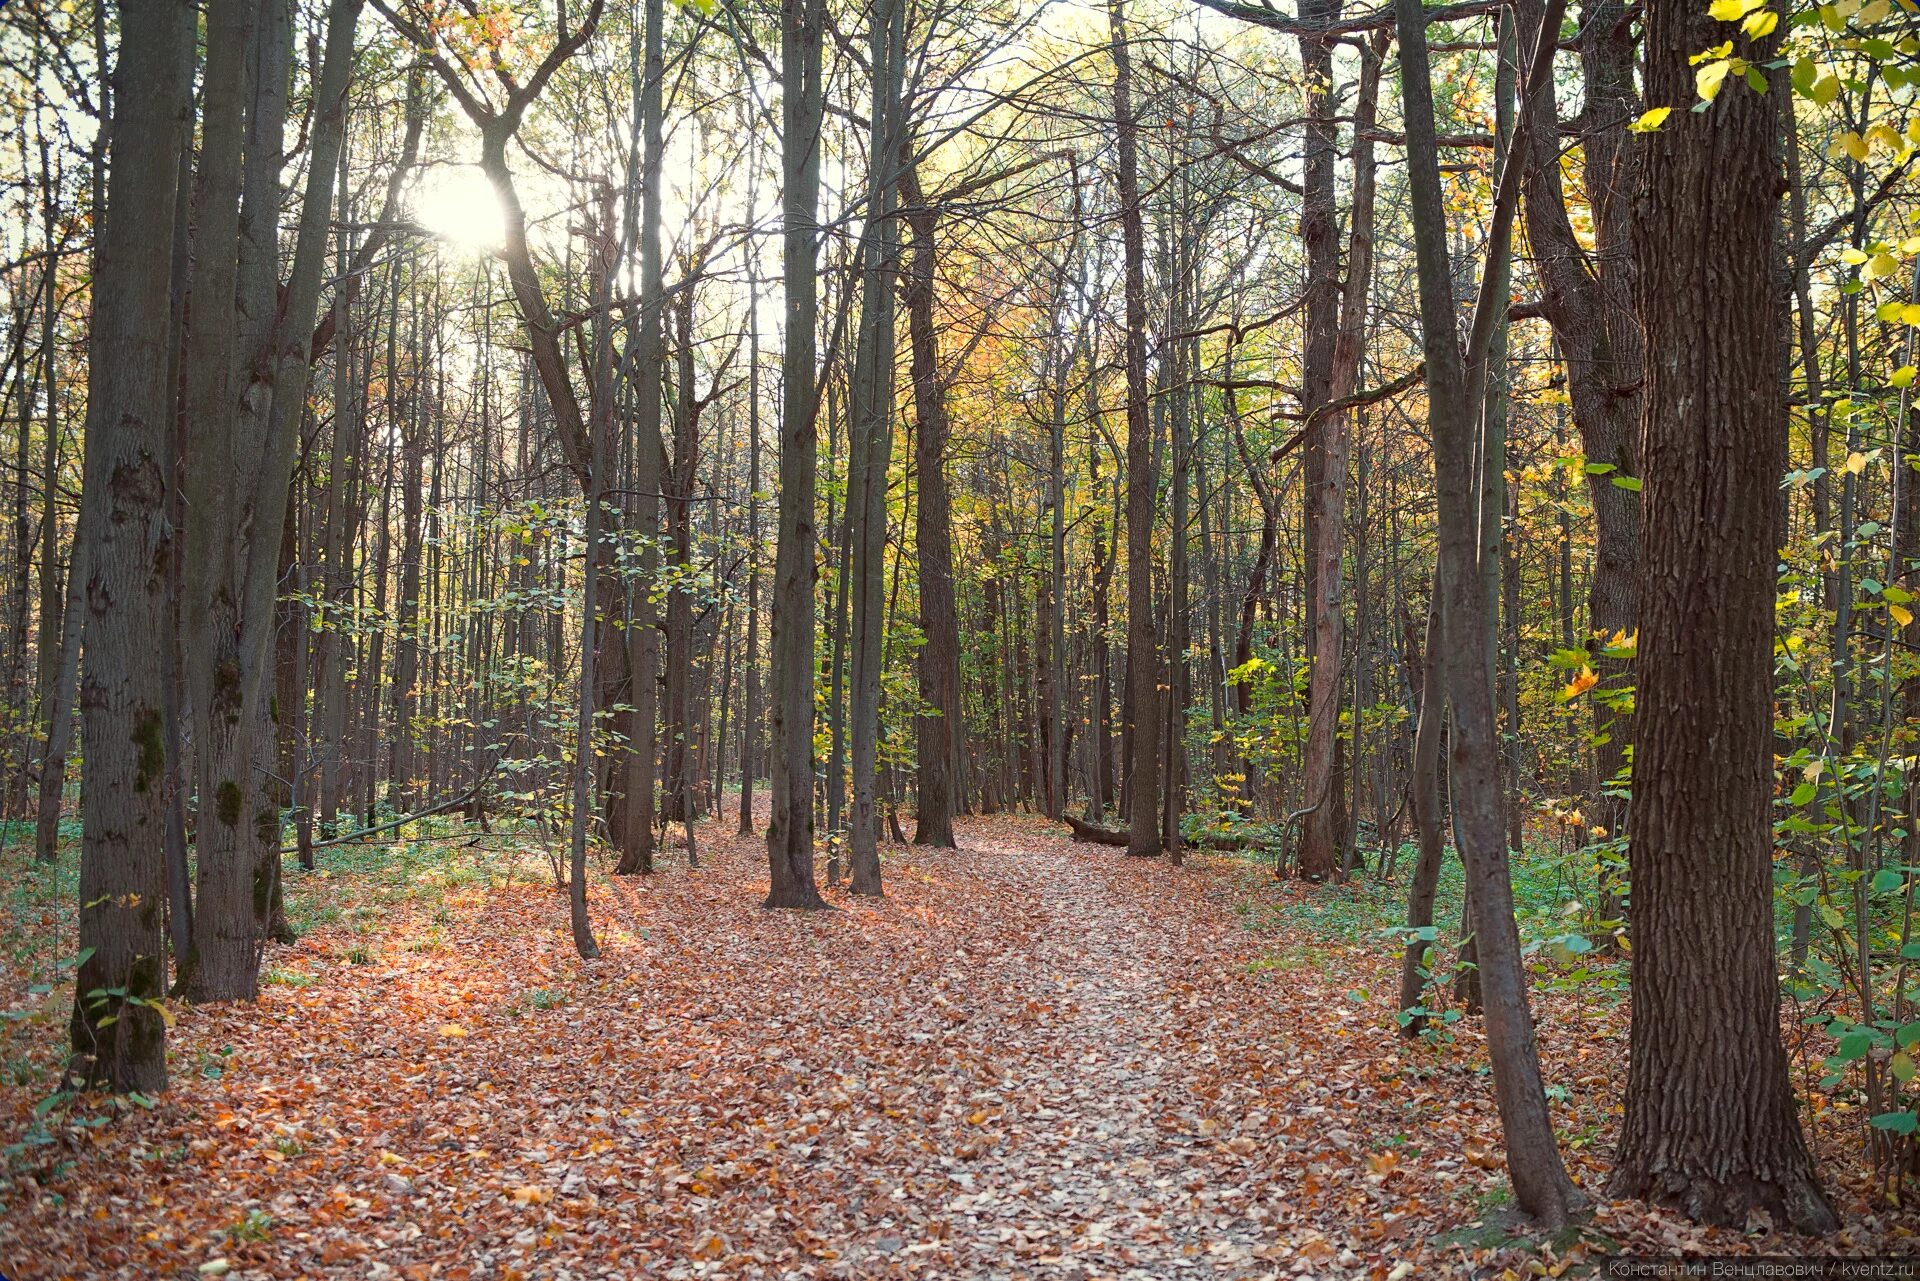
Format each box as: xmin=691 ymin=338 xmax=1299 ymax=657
xmin=2 ymin=813 xmax=1916 ymax=1278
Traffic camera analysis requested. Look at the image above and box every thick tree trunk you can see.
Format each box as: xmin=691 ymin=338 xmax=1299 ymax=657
xmin=766 ymin=0 xmax=830 ymax=907
xmin=1609 ymin=0 xmax=1834 ymax=1231
xmin=617 ymin=0 xmax=664 ymax=875
xmin=67 ymin=0 xmax=194 ymax=1094
xmin=905 ymin=179 xmax=960 ymax=849
xmin=185 ymin=0 xmax=361 ymax=1004
xmin=1293 ymin=0 xmax=1346 ymax=880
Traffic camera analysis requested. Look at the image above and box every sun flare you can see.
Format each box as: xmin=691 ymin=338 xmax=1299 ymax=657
xmin=411 ymin=165 xmax=507 ymax=254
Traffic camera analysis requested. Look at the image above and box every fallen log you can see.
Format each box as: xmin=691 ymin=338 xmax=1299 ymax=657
xmin=1064 ymin=814 xmax=1131 ymax=846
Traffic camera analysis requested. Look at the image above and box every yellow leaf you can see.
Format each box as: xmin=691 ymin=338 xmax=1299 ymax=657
xmin=1863 ymin=0 xmax=1891 ymax=20
xmin=509 ymin=1185 xmax=553 ymax=1206
xmin=1847 ymin=451 xmax=1870 ymax=474
xmin=1628 ymin=106 xmax=1672 ymax=133
xmin=1561 ymin=666 xmax=1600 ymax=702
xmin=1696 ymin=59 xmax=1733 ymax=101
xmin=437 ymin=1023 xmax=468 ymax=1038
xmin=1901 ymin=304 xmax=1920 ymax=324
xmin=1892 ymin=604 xmax=1914 ymax=627
xmin=1869 ymin=124 xmax=1905 ymax=152
xmin=1743 ymin=8 xmax=1780 ymax=35
xmin=1865 ymin=253 xmax=1900 ymax=281
xmin=1832 ymin=131 xmax=1871 ymax=163
xmin=1708 ymin=0 xmax=1747 ymax=16
xmin=1894 ymin=365 xmax=1918 ymax=387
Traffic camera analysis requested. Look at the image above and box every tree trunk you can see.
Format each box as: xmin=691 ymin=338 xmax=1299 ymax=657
xmin=905 ymin=175 xmax=960 ymax=849
xmin=1608 ymin=0 xmax=1834 ymax=1231
xmin=1393 ymin=0 xmax=1578 ymax=1225
xmin=67 ymin=0 xmax=194 ymax=1094
xmin=766 ymin=0 xmax=830 ymax=908
xmin=1111 ymin=0 xmax=1160 ymax=860
xmin=616 ymin=0 xmax=664 ymax=875
xmin=846 ymin=0 xmax=903 ymax=894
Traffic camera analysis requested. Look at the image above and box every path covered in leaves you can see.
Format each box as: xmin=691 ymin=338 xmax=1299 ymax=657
xmin=4 ymin=815 xmax=1914 ymax=1278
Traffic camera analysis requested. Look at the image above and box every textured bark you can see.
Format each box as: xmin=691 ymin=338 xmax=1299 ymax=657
xmin=178 ymin=0 xmax=263 ymax=996
xmin=905 ymin=177 xmax=959 ymax=849
xmin=846 ymin=0 xmax=904 ymax=894
xmin=187 ymin=0 xmax=362 ymax=1005
xmin=67 ymin=0 xmax=194 ymax=1094
xmin=1398 ymin=600 xmax=1445 ymax=1034
xmin=1515 ymin=0 xmax=1641 ymax=847
xmin=617 ymin=0 xmax=664 ymax=875
xmin=663 ymin=292 xmax=702 ymax=833
xmin=1394 ymin=0 xmax=1578 ymax=1225
xmin=1608 ymin=0 xmax=1834 ymax=1232
xmin=765 ymin=0 xmax=830 ymax=908
xmin=1111 ymin=0 xmax=1160 ymax=860
xmin=1293 ymin=0 xmax=1345 ymax=880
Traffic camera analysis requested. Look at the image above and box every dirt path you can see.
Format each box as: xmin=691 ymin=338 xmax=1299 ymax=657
xmin=1 ymin=815 xmax=1539 ymax=1279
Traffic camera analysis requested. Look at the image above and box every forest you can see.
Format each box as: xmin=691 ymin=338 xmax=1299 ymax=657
xmin=3 ymin=0 xmax=1920 ymax=1274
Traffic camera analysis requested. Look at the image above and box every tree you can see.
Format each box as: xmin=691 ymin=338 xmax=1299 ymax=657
xmin=765 ymin=0 xmax=831 ymax=909
xmin=1393 ymin=0 xmax=1579 ymax=1225
xmin=1110 ymin=0 xmax=1160 ymax=860
xmin=66 ymin=0 xmax=195 ymax=1093
xmin=1607 ymin=0 xmax=1836 ymax=1231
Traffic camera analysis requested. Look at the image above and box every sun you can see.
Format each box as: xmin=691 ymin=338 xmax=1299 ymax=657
xmin=411 ymin=165 xmax=507 ymax=255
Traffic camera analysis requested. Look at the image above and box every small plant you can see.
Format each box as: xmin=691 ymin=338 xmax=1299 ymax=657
xmin=344 ymin=944 xmax=374 ymax=966
xmin=229 ymin=1207 xmax=275 ymax=1242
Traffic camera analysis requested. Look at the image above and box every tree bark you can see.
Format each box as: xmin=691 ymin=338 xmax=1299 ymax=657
xmin=1393 ymin=0 xmax=1579 ymax=1225
xmin=1609 ymin=0 xmax=1834 ymax=1231
xmin=766 ymin=0 xmax=831 ymax=907
xmin=1111 ymin=0 xmax=1160 ymax=859
xmin=67 ymin=0 xmax=195 ymax=1094
xmin=905 ymin=173 xmax=960 ymax=849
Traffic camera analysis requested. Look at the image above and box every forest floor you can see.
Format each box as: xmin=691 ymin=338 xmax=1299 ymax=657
xmin=1 ymin=812 xmax=1917 ymax=1280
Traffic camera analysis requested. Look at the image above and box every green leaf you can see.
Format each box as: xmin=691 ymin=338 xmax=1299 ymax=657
xmin=1870 ymin=1110 xmax=1918 ymax=1135
xmin=1611 ymin=475 xmax=1643 ymax=493
xmin=1873 ymin=869 xmax=1906 ymax=894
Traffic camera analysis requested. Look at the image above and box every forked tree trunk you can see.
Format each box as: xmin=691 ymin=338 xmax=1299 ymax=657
xmin=1393 ymin=0 xmax=1578 ymax=1226
xmin=1608 ymin=0 xmax=1834 ymax=1232
xmin=765 ymin=0 xmax=830 ymax=908
xmin=617 ymin=0 xmax=664 ymax=875
xmin=187 ymin=0 xmax=361 ymax=1004
xmin=846 ymin=0 xmax=904 ymax=894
